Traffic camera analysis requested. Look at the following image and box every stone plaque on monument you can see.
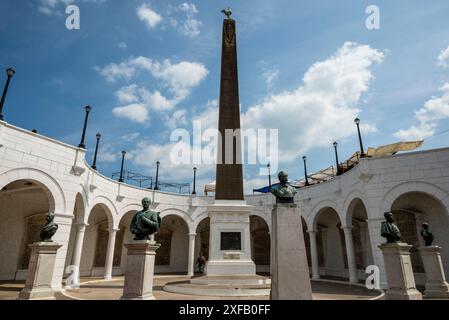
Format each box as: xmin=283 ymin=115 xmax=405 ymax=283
xmin=220 ymin=232 xmax=241 ymax=250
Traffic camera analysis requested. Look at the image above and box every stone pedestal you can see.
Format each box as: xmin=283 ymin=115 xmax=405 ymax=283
xmin=378 ymin=243 xmax=422 ymax=300
xmin=120 ymin=240 xmax=161 ymax=300
xmin=18 ymin=242 xmax=62 ymax=300
xmin=271 ymin=204 xmax=313 ymax=300
xmin=206 ymin=201 xmax=256 ymax=276
xmin=419 ymin=246 xmax=449 ymax=298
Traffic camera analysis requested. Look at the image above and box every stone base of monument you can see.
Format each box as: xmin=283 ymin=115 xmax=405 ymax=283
xmin=271 ymin=204 xmax=313 ymax=300
xmin=205 ymin=201 xmax=256 ymax=276
xmin=163 ymin=275 xmax=271 ymax=297
xmin=379 ymin=242 xmax=422 ymax=300
xmin=419 ymin=246 xmax=449 ymax=298
xmin=120 ymin=240 xmax=160 ymax=300
xmin=18 ymin=242 xmax=62 ymax=300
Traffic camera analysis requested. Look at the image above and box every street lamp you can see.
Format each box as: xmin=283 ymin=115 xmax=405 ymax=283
xmin=119 ymin=150 xmax=126 ymax=183
xmin=303 ymin=156 xmax=310 ymax=186
xmin=267 ymin=163 xmax=272 ymax=189
xmin=0 ymin=67 xmax=16 ymax=121
xmin=154 ymin=161 xmax=160 ymax=190
xmin=333 ymin=141 xmax=341 ymax=176
xmin=354 ymin=117 xmax=365 ymax=158
xmin=78 ymin=105 xmax=92 ymax=149
xmin=192 ymin=167 xmax=197 ymax=195
xmin=91 ymin=133 xmax=101 ymax=170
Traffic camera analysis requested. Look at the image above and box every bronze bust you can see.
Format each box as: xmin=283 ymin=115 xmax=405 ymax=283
xmin=40 ymin=212 xmax=58 ymax=242
xmin=420 ymin=222 xmax=434 ymax=246
xmin=130 ymin=197 xmax=161 ymax=240
xmin=381 ymin=212 xmax=401 ymax=243
xmin=270 ymin=171 xmax=297 ymax=204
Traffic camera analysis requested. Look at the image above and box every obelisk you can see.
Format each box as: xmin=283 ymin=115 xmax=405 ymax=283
xmin=215 ymin=8 xmax=244 ymax=201
xmin=205 ymin=9 xmax=256 ymax=277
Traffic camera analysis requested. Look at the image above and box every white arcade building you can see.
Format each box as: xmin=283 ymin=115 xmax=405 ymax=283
xmin=1 ymin=119 xmax=449 ymax=291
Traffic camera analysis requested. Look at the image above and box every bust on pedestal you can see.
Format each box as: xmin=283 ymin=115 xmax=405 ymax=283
xmin=19 ymin=213 xmax=62 ymax=300
xmin=418 ymin=223 xmax=449 ymax=298
xmin=270 ymin=171 xmax=312 ymax=300
xmin=120 ymin=197 xmax=161 ymax=300
xmin=378 ymin=212 xmax=422 ymax=300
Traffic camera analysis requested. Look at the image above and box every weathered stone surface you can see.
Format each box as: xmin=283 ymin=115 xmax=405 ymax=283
xmin=18 ymin=242 xmax=62 ymax=300
xmin=419 ymin=246 xmax=449 ymax=298
xmin=379 ymin=242 xmax=422 ymax=300
xmin=271 ymin=204 xmax=313 ymax=300
xmin=120 ymin=240 xmax=160 ymax=300
xmin=215 ymin=18 xmax=244 ymax=201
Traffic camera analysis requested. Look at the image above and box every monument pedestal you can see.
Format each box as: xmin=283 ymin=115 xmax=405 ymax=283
xmin=206 ymin=201 xmax=256 ymax=276
xmin=120 ymin=240 xmax=161 ymax=300
xmin=271 ymin=204 xmax=312 ymax=300
xmin=419 ymin=246 xmax=449 ymax=298
xmin=18 ymin=242 xmax=62 ymax=300
xmin=379 ymin=243 xmax=422 ymax=300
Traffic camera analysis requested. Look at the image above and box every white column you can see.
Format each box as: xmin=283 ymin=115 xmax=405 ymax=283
xmin=307 ymin=230 xmax=320 ymax=279
xmin=104 ymin=228 xmax=118 ymax=280
xmin=70 ymin=223 xmax=88 ymax=285
xmin=187 ymin=233 xmax=197 ymax=276
xmin=342 ymin=226 xmax=358 ymax=283
xmin=366 ymin=217 xmax=388 ymax=289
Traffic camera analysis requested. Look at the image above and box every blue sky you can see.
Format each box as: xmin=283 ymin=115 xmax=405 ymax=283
xmin=1 ymin=0 xmax=449 ymax=194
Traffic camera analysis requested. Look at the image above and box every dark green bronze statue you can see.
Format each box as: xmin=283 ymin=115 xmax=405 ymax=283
xmin=130 ymin=197 xmax=161 ymax=240
xmin=40 ymin=212 xmax=58 ymax=242
xmin=420 ymin=222 xmax=434 ymax=246
xmin=381 ymin=212 xmax=401 ymax=243
xmin=270 ymin=171 xmax=297 ymax=204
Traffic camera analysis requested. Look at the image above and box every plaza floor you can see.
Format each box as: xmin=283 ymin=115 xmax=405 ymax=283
xmin=0 ymin=276 xmax=383 ymax=300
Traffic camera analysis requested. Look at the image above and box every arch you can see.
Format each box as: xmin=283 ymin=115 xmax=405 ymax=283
xmin=192 ymin=211 xmax=208 ymax=232
xmin=342 ymin=190 xmax=368 ymax=218
xmin=87 ymin=196 xmax=118 ymax=228
xmin=250 ymin=209 xmax=271 ymax=232
xmin=381 ymin=181 xmax=449 ymax=215
xmin=345 ymin=197 xmax=368 ymax=228
xmin=311 ymin=200 xmax=341 ymax=230
xmin=0 ymin=168 xmax=66 ymax=213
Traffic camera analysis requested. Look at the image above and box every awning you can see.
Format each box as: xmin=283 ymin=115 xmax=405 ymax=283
xmin=367 ymin=141 xmax=424 ymax=157
xmin=204 ymin=181 xmax=216 ymax=195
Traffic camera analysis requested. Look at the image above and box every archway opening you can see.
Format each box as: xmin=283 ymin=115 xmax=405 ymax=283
xmin=111 ymin=210 xmax=137 ymax=276
xmin=0 ymin=179 xmax=54 ymax=281
xmin=79 ymin=204 xmax=112 ymax=277
xmin=347 ymin=198 xmax=373 ymax=272
xmin=155 ymin=215 xmax=189 ymax=274
xmin=314 ymin=207 xmax=348 ymax=280
xmin=250 ymin=215 xmax=270 ymax=273
xmin=391 ymin=191 xmax=449 ymax=285
xmin=194 ymin=217 xmax=210 ymax=273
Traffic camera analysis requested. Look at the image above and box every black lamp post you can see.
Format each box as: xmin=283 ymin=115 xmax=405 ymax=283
xmin=192 ymin=167 xmax=197 ymax=195
xmin=0 ymin=68 xmax=16 ymax=121
xmin=333 ymin=141 xmax=341 ymax=176
xmin=154 ymin=161 xmax=160 ymax=190
xmin=91 ymin=133 xmax=101 ymax=170
xmin=303 ymin=156 xmax=310 ymax=186
xmin=267 ymin=163 xmax=272 ymax=189
xmin=78 ymin=105 xmax=92 ymax=149
xmin=119 ymin=151 xmax=126 ymax=183
xmin=354 ymin=117 xmax=365 ymax=158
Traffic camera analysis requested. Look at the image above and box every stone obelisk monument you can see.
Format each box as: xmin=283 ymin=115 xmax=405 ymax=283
xmin=205 ymin=8 xmax=256 ymax=276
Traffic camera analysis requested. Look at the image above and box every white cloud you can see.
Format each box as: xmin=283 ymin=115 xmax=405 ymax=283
xmin=437 ymin=45 xmax=449 ymax=69
xmin=394 ymin=83 xmax=449 ymax=140
xmin=38 ymin=0 xmax=105 ymax=15
xmin=112 ymin=103 xmax=149 ymax=123
xmin=170 ymin=3 xmax=202 ymax=38
xmin=97 ymin=56 xmax=208 ymax=122
xmin=263 ymin=69 xmax=279 ymax=89
xmin=242 ymin=42 xmax=384 ymax=162
xmin=137 ymin=3 xmax=162 ymax=29
xmin=166 ymin=109 xmax=188 ymax=129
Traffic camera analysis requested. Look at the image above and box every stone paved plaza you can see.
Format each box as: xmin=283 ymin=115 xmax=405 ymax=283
xmin=0 ymin=276 xmax=383 ymax=300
